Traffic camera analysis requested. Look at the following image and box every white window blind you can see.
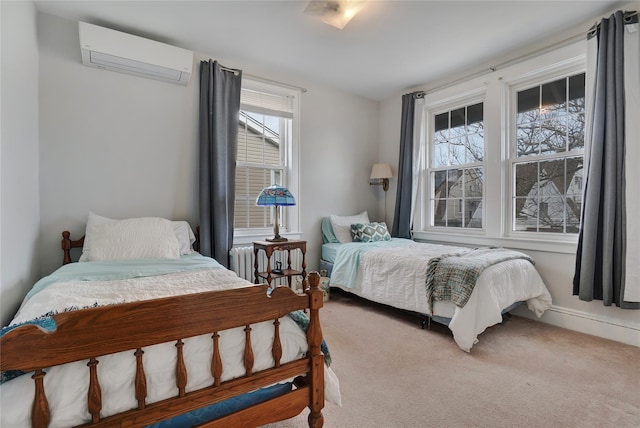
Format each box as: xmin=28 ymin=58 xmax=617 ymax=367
xmin=241 ymin=89 xmax=294 ymax=118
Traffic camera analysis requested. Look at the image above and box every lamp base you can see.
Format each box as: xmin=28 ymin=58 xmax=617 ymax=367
xmin=266 ymin=236 xmax=288 ymax=242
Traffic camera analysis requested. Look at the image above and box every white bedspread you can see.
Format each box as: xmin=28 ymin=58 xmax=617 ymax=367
xmin=2 ymin=265 xmax=341 ymax=427
xmin=330 ymin=241 xmax=552 ymax=352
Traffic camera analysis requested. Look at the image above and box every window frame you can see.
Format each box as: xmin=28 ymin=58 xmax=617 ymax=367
xmin=503 ymin=59 xmax=586 ymax=242
xmin=233 ymin=79 xmax=301 ymax=245
xmin=419 ymin=87 xmax=488 ymax=235
xmin=411 ymin=44 xmax=586 ymax=255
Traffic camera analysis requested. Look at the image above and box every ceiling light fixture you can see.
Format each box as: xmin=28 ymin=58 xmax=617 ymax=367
xmin=304 ymin=0 xmax=367 ymax=30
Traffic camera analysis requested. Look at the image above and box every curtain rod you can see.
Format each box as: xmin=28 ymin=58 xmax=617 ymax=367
xmin=422 ymin=30 xmax=586 ymax=96
xmin=587 ymin=10 xmax=638 ymax=38
xmin=213 ymin=62 xmax=307 ymax=93
xmin=218 ymin=64 xmax=241 ymax=76
xmin=421 ymin=9 xmax=637 ymax=97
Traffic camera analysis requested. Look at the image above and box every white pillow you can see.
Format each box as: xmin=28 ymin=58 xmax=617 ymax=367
xmin=80 ymin=212 xmax=195 ymax=261
xmin=79 ymin=212 xmax=112 ymax=262
xmin=330 ymin=211 xmax=370 ymax=244
xmin=172 ymin=221 xmax=196 ymax=255
xmin=88 ymin=217 xmax=181 ymax=261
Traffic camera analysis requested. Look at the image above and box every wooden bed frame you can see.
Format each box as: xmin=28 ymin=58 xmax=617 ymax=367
xmin=0 ymin=232 xmax=325 ymax=427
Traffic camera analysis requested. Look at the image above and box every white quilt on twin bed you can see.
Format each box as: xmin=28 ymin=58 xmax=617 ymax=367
xmin=1 ymin=258 xmax=341 ymax=428
xmin=330 ymin=240 xmax=552 ymax=352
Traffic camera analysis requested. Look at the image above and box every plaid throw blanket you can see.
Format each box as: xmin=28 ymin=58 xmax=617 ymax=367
xmin=426 ymin=247 xmax=534 ymax=309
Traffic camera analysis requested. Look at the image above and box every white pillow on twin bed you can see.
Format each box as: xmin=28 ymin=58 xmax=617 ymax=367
xmin=330 ymin=211 xmax=370 ymax=244
xmin=79 ymin=212 xmax=194 ymax=261
xmin=78 ymin=212 xmax=112 ymax=262
xmin=172 ymin=221 xmax=197 ymax=255
xmin=87 ymin=217 xmax=181 ymax=261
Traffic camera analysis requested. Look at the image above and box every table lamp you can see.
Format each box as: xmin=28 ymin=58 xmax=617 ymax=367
xmin=256 ymin=185 xmax=296 ymax=242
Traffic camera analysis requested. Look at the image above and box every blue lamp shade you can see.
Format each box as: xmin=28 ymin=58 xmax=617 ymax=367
xmin=256 ymin=185 xmax=296 ymax=207
xmin=256 ymin=185 xmax=296 ymax=242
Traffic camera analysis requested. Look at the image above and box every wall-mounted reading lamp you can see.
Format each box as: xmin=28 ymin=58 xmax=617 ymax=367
xmin=369 ymin=163 xmax=393 ymax=191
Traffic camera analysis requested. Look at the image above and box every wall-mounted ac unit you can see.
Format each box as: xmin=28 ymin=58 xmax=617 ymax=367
xmin=79 ymin=22 xmax=193 ymax=85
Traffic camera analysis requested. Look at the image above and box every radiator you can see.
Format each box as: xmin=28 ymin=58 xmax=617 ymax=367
xmin=229 ymin=246 xmax=303 ymax=288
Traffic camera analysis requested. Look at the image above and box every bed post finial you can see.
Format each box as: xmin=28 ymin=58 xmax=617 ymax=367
xmin=62 ymin=231 xmax=72 ymax=265
xmin=61 ymin=231 xmax=85 ymax=265
xmin=306 ymin=271 xmax=324 ymax=427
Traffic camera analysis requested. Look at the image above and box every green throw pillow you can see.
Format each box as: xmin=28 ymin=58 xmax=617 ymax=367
xmin=351 ymin=222 xmax=392 ymax=243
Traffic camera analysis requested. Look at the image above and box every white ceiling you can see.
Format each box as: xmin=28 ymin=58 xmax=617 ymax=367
xmin=34 ymin=0 xmax=628 ymax=101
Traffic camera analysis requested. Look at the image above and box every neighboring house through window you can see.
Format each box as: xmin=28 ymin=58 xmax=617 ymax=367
xmin=511 ymin=73 xmax=585 ymax=234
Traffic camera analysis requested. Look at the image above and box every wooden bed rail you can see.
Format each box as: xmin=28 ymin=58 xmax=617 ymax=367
xmin=0 ymin=272 xmax=325 ymax=428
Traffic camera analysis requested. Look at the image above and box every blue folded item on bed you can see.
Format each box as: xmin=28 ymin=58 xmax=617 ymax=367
xmin=145 ymin=382 xmax=293 ymax=428
xmin=287 ymin=310 xmax=332 ymax=366
xmin=0 ymin=316 xmax=57 ymax=384
xmin=0 ymin=315 xmax=57 ymax=338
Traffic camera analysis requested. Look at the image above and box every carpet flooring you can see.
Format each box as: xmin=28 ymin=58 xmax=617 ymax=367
xmin=263 ymin=289 xmax=640 ymax=428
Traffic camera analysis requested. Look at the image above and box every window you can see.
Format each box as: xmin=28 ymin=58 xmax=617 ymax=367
xmin=511 ymin=73 xmax=585 ymax=234
xmin=429 ymin=102 xmax=484 ymax=229
xmin=412 ymin=44 xmax=585 ymax=251
xmin=234 ymin=80 xmax=300 ymax=238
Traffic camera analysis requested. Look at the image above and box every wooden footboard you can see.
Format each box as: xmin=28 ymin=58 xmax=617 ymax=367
xmin=0 ymin=272 xmax=325 ymax=427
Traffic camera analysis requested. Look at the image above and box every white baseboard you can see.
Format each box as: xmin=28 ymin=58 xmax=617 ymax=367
xmin=513 ymin=305 xmax=640 ymax=347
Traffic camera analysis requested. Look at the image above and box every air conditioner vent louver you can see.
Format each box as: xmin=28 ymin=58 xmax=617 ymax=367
xmin=79 ymin=22 xmax=193 ymax=85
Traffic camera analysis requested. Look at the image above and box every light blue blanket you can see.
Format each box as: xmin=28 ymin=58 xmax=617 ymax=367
xmin=23 ymin=253 xmax=225 ymax=303
xmin=330 ymin=238 xmax=414 ymax=288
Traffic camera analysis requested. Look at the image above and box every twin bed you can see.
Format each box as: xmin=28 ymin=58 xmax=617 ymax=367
xmin=321 ymin=213 xmax=553 ymax=352
xmin=0 ymin=215 xmax=340 ymax=427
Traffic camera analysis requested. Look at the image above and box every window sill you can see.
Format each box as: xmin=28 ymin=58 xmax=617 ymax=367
xmin=412 ymin=230 xmax=578 ymax=254
xmin=233 ymin=230 xmax=303 ymax=246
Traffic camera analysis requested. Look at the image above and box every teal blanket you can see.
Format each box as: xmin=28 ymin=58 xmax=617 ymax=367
xmin=330 ymin=238 xmax=414 ymax=288
xmin=426 ymin=247 xmax=534 ymax=308
xmin=24 ymin=253 xmax=224 ymax=303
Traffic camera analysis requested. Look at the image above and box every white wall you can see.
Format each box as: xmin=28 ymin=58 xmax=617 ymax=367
xmin=0 ymin=1 xmax=41 ymax=326
xmin=299 ymin=83 xmax=380 ymax=263
xmin=37 ymin=12 xmax=200 ymax=275
xmin=377 ymin=7 xmax=640 ymax=346
xmin=36 ymin=12 xmax=379 ymax=279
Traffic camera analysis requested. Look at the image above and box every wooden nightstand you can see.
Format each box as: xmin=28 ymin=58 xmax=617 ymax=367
xmin=253 ymin=240 xmax=307 ymax=289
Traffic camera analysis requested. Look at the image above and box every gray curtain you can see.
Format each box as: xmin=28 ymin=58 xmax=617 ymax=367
xmin=573 ymin=11 xmax=638 ymax=308
xmin=199 ymin=60 xmax=242 ymax=268
xmin=392 ymin=91 xmax=423 ymax=238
